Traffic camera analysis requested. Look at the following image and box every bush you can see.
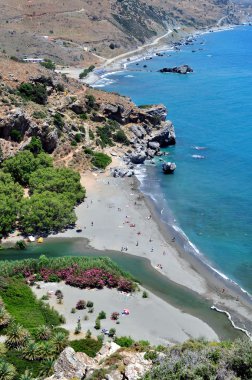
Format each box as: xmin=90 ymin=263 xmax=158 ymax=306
xmin=56 ymin=83 xmax=64 ymax=92
xmin=24 ymin=137 xmax=43 ymax=155
xmin=18 ymin=82 xmax=48 ymax=105
xmin=15 ymin=240 xmax=27 ymax=250
xmin=79 ymin=66 xmax=95 ymax=79
xmin=32 ymin=111 xmax=47 ymax=119
xmin=142 ymin=291 xmax=148 ymax=298
xmin=114 ymin=336 xmax=135 ymax=348
xmin=76 ymin=300 xmax=86 ymax=310
xmin=70 ymin=338 xmax=102 ymax=358
xmin=91 ymin=152 xmax=112 ymax=169
xmin=108 ymin=328 xmax=116 ymax=338
xmin=10 ymin=129 xmax=22 ymax=142
xmin=94 ymin=318 xmax=101 ymax=330
xmin=86 ymin=301 xmax=94 ymax=308
xmin=40 ymin=59 xmax=55 ymax=70
xmin=113 ymin=130 xmax=130 ymax=145
xmin=111 ymin=312 xmax=119 ymax=321
xmin=53 ymin=113 xmax=64 ymax=129
xmin=98 ymin=311 xmax=106 ymax=320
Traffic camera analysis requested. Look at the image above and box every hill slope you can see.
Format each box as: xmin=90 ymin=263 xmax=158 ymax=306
xmin=0 ymin=0 xmax=244 ymax=65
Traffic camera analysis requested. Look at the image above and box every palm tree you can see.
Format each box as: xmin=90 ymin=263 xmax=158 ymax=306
xmin=6 ymin=323 xmax=30 ymax=349
xmin=39 ymin=359 xmax=55 ymax=377
xmin=0 ymin=360 xmax=16 ymax=380
xmin=0 ymin=305 xmax=11 ymax=328
xmin=34 ymin=325 xmax=52 ymax=341
xmin=51 ymin=331 xmax=69 ymax=354
xmin=38 ymin=341 xmax=56 ymax=360
xmin=19 ymin=370 xmax=37 ymax=380
xmin=22 ymin=341 xmax=40 ymax=361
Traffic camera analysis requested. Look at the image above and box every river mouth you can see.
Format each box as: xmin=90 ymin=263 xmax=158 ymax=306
xmin=0 ymin=237 xmax=243 ymax=341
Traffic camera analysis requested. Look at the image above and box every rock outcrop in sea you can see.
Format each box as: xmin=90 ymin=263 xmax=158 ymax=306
xmin=159 ymin=65 xmax=193 ymax=74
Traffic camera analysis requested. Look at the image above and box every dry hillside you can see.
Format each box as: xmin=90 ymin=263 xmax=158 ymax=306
xmin=0 ymin=0 xmax=245 ymax=65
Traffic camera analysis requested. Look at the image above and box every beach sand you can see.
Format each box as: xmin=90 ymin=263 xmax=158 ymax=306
xmin=33 ymin=281 xmax=218 ymax=344
xmin=55 ymin=167 xmax=252 ymax=339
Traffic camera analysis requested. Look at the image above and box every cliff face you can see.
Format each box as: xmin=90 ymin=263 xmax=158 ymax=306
xmin=0 ymin=0 xmax=245 ymax=65
xmin=0 ymin=56 xmax=175 ymax=171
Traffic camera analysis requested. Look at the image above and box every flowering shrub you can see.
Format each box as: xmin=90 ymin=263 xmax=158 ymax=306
xmin=20 ymin=265 xmax=134 ymax=293
xmin=76 ymin=300 xmax=86 ymax=310
xmin=111 ymin=312 xmax=120 ymax=321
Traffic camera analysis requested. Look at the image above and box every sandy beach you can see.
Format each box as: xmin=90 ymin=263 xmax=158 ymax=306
xmin=54 ymin=164 xmax=252 ymax=339
xmin=33 ymin=281 xmax=218 ymax=344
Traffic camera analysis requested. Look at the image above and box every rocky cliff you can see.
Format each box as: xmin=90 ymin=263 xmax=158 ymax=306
xmin=0 ymin=56 xmax=175 ymax=171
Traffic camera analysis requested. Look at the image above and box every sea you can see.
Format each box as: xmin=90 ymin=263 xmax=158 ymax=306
xmin=96 ymin=25 xmax=252 ymax=296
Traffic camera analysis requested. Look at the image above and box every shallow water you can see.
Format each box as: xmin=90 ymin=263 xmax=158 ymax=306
xmin=0 ymin=238 xmax=243 ymax=340
xmin=99 ymin=26 xmax=252 ymax=295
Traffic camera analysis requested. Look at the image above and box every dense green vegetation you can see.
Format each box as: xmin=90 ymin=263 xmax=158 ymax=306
xmin=142 ymin=338 xmax=252 ymax=380
xmin=0 ymin=150 xmax=85 ymax=236
xmin=19 ymin=192 xmax=76 ymax=235
xmin=91 ymin=152 xmax=112 ymax=169
xmin=70 ymin=338 xmax=102 ymax=357
xmin=17 ymin=83 xmax=48 ymax=105
xmin=0 ymin=278 xmax=62 ymax=331
xmin=28 ymin=167 xmax=85 ymax=204
xmin=84 ymin=148 xmax=112 ymax=169
xmin=79 ymin=65 xmax=95 ymax=79
xmin=0 ymin=172 xmax=23 ymax=236
xmin=2 ymin=151 xmax=53 ymax=186
xmin=0 ymin=256 xmax=136 ymax=283
xmin=40 ymin=59 xmax=56 ymax=70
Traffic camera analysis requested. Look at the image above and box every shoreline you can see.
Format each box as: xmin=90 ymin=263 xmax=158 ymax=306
xmin=47 ymin=166 xmax=252 ymax=339
xmin=81 ymin=24 xmax=237 ymax=87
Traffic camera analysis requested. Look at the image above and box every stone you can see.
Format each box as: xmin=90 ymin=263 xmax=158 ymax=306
xmin=130 ymin=150 xmax=147 ymax=164
xmin=53 ymin=347 xmax=95 ymax=380
xmin=149 ymin=120 xmax=176 ymax=147
xmin=159 ymin=65 xmax=193 ymax=74
xmin=144 ymin=104 xmax=167 ymax=122
xmin=148 ymin=141 xmax=160 ymax=151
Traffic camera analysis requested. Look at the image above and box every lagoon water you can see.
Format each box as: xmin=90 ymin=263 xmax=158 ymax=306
xmin=99 ymin=26 xmax=252 ymax=294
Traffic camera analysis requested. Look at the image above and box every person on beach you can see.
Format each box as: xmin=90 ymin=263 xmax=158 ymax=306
xmin=91 ymin=221 xmax=94 ymax=226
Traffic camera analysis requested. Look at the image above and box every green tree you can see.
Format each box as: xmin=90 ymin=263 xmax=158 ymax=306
xmin=29 ymin=167 xmax=85 ymax=205
xmin=24 ymin=137 xmax=43 ymax=155
xmin=19 ymin=370 xmax=37 ymax=380
xmin=6 ymin=323 xmax=30 ymax=349
xmin=0 ymin=360 xmax=16 ymax=380
xmin=19 ymin=192 xmax=77 ymax=235
xmin=39 ymin=359 xmax=55 ymax=377
xmin=22 ymin=341 xmax=40 ymax=361
xmin=37 ymin=341 xmax=55 ymax=360
xmin=51 ymin=331 xmax=69 ymax=354
xmin=34 ymin=325 xmax=52 ymax=341
xmin=2 ymin=151 xmax=53 ymax=185
xmin=18 ymin=83 xmax=48 ymax=105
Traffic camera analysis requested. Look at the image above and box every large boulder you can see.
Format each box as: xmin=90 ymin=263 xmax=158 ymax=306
xmin=0 ymin=109 xmax=31 ymax=140
xmin=130 ymin=150 xmax=147 ymax=164
xmin=144 ymin=104 xmax=167 ymax=122
xmin=149 ymin=120 xmax=176 ymax=147
xmin=100 ymin=103 xmax=131 ymax=124
xmin=53 ymin=347 xmax=96 ymax=380
xmin=130 ymin=125 xmax=146 ymax=139
xmin=69 ymin=100 xmax=87 ymax=115
xmin=159 ymin=65 xmax=193 ymax=74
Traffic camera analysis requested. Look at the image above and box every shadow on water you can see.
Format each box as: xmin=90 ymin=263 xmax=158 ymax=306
xmin=0 ymin=237 xmax=243 ymax=341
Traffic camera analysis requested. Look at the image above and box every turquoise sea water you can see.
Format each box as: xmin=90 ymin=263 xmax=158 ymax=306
xmin=99 ymin=26 xmax=252 ymax=294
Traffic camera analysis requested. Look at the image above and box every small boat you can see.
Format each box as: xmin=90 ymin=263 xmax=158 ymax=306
xmin=37 ymin=237 xmax=44 ymax=243
xmin=162 ymin=162 xmax=176 ymax=174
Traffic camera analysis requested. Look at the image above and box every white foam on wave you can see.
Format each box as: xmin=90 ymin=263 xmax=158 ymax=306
xmin=125 ymin=75 xmax=134 ymax=78
xmin=211 ymin=306 xmax=252 ymax=340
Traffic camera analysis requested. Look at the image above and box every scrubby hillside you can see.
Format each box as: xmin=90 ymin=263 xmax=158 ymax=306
xmin=0 ymin=0 xmax=245 ymax=65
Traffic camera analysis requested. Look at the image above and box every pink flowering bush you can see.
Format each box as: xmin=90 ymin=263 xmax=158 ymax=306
xmin=20 ymin=265 xmax=134 ymax=293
